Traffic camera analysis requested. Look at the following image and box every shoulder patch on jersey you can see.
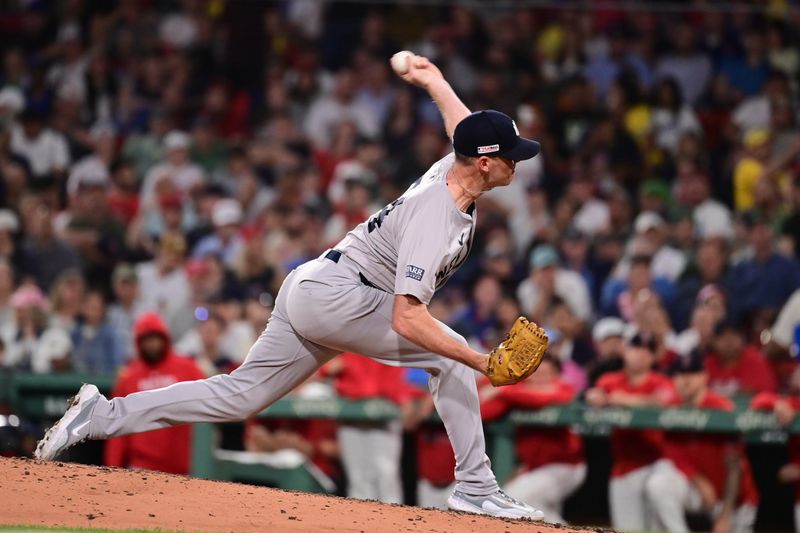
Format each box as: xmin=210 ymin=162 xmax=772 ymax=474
xmin=405 ymin=265 xmax=425 ymax=281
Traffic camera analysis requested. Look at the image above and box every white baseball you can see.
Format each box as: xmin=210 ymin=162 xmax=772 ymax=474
xmin=390 ymin=51 xmax=413 ymax=75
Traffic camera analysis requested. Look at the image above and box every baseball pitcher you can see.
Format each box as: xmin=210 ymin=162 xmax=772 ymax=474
xmin=36 ymin=53 xmax=546 ymax=519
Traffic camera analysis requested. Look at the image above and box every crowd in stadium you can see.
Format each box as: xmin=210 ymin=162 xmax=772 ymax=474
xmin=4 ymin=0 xmax=800 ymax=531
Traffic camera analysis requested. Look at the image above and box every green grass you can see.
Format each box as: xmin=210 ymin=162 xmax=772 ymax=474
xmin=0 ymin=527 xmax=186 ymax=533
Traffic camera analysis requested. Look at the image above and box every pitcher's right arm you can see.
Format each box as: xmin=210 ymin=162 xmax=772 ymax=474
xmin=392 ymin=293 xmax=488 ymax=374
xmin=394 ymin=53 xmax=471 ymax=141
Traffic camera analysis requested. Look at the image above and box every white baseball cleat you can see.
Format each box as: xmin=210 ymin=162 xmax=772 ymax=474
xmin=447 ymin=489 xmax=545 ymax=520
xmin=34 ymin=383 xmax=101 ymax=460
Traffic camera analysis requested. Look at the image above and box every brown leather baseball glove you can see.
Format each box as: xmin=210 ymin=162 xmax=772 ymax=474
xmin=486 ymin=317 xmax=549 ymax=387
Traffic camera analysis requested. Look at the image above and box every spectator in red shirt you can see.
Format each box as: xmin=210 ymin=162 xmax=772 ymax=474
xmin=480 ymin=355 xmax=585 ymax=524
xmin=751 ymin=388 xmax=800 ymax=533
xmin=104 ymin=312 xmax=205 ymax=474
xmin=705 ymin=319 xmax=777 ymax=397
xmin=318 ymin=353 xmax=417 ymax=504
xmin=647 ymin=352 xmax=759 ymax=533
xmin=586 ymin=333 xmax=674 ymax=531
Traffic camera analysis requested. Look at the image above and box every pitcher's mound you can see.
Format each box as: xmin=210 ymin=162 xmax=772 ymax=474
xmin=1 ymin=456 xmax=594 ymax=532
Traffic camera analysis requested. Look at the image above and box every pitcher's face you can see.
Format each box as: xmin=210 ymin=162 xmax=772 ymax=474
xmin=475 ymin=155 xmax=516 ymax=189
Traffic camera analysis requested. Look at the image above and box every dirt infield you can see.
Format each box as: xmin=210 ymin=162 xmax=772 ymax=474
xmin=0 ymin=457 xmax=595 ymax=533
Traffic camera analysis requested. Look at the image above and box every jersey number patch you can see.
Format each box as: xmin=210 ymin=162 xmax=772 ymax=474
xmin=367 ymin=198 xmax=405 ymax=233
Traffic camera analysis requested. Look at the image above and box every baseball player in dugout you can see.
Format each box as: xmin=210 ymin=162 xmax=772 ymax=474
xmin=34 ymin=53 xmax=548 ymax=520
xmin=648 ymin=352 xmax=759 ymax=533
xmin=317 ymin=352 xmax=418 ymax=504
xmin=585 ymin=332 xmax=675 ymax=531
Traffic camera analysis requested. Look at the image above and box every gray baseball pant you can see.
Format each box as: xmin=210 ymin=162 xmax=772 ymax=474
xmin=88 ymin=253 xmax=499 ymax=496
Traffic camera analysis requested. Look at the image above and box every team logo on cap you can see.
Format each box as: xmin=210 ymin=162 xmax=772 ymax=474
xmin=512 ymin=120 xmax=520 ymax=136
xmin=477 ymin=144 xmax=500 ymax=154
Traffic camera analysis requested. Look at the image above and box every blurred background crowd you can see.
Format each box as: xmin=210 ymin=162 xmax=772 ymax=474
xmin=4 ymin=0 xmax=800 ymax=530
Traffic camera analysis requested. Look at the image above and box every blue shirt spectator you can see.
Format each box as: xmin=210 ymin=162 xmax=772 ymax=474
xmin=70 ymin=291 xmax=125 ymax=375
xmin=601 ymin=255 xmax=678 ymax=324
xmin=727 ymin=252 xmax=800 ymax=322
xmin=583 ymin=28 xmax=652 ymax=100
xmin=717 ymin=27 xmax=770 ymax=97
xmin=727 ymin=211 xmax=800 ymax=322
xmin=718 ymin=57 xmax=769 ymax=98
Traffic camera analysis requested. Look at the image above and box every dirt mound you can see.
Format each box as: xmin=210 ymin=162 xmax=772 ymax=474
xmin=0 ymin=456 xmax=594 ymax=532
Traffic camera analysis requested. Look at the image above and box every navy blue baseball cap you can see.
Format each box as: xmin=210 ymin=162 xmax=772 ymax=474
xmin=453 ymin=110 xmax=541 ymax=161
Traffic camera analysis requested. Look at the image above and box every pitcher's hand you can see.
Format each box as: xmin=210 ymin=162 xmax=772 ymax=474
xmin=395 ymin=54 xmax=445 ymax=91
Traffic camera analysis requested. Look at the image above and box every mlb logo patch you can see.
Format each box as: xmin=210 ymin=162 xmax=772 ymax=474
xmin=406 ymin=265 xmax=425 ymax=281
xmin=477 ymin=144 xmax=500 ymax=154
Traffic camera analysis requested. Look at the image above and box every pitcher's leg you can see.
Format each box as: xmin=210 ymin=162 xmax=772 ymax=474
xmin=320 ymin=311 xmax=497 ymax=495
xmin=288 ymin=282 xmax=498 ymax=496
xmin=283 ymin=264 xmax=541 ymax=518
xmin=89 ymin=310 xmax=336 ymax=439
xmin=425 ymin=357 xmax=497 ymax=495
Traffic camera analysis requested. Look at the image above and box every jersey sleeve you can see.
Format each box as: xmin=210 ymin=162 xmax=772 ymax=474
xmin=393 ymin=199 xmax=450 ymax=305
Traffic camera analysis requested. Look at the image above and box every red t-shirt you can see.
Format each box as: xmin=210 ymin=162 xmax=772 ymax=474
xmin=664 ymin=392 xmax=759 ymax=505
xmin=595 ymin=371 xmax=674 ymax=477
xmin=705 ymin=346 xmax=777 ymax=396
xmin=480 ymin=380 xmax=584 ymax=471
xmin=104 ymin=354 xmax=205 ymax=474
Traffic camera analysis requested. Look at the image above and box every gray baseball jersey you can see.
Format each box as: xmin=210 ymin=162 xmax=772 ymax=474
xmin=337 ymin=153 xmax=476 ymax=305
xmin=79 ymin=153 xmax=499 ymax=500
